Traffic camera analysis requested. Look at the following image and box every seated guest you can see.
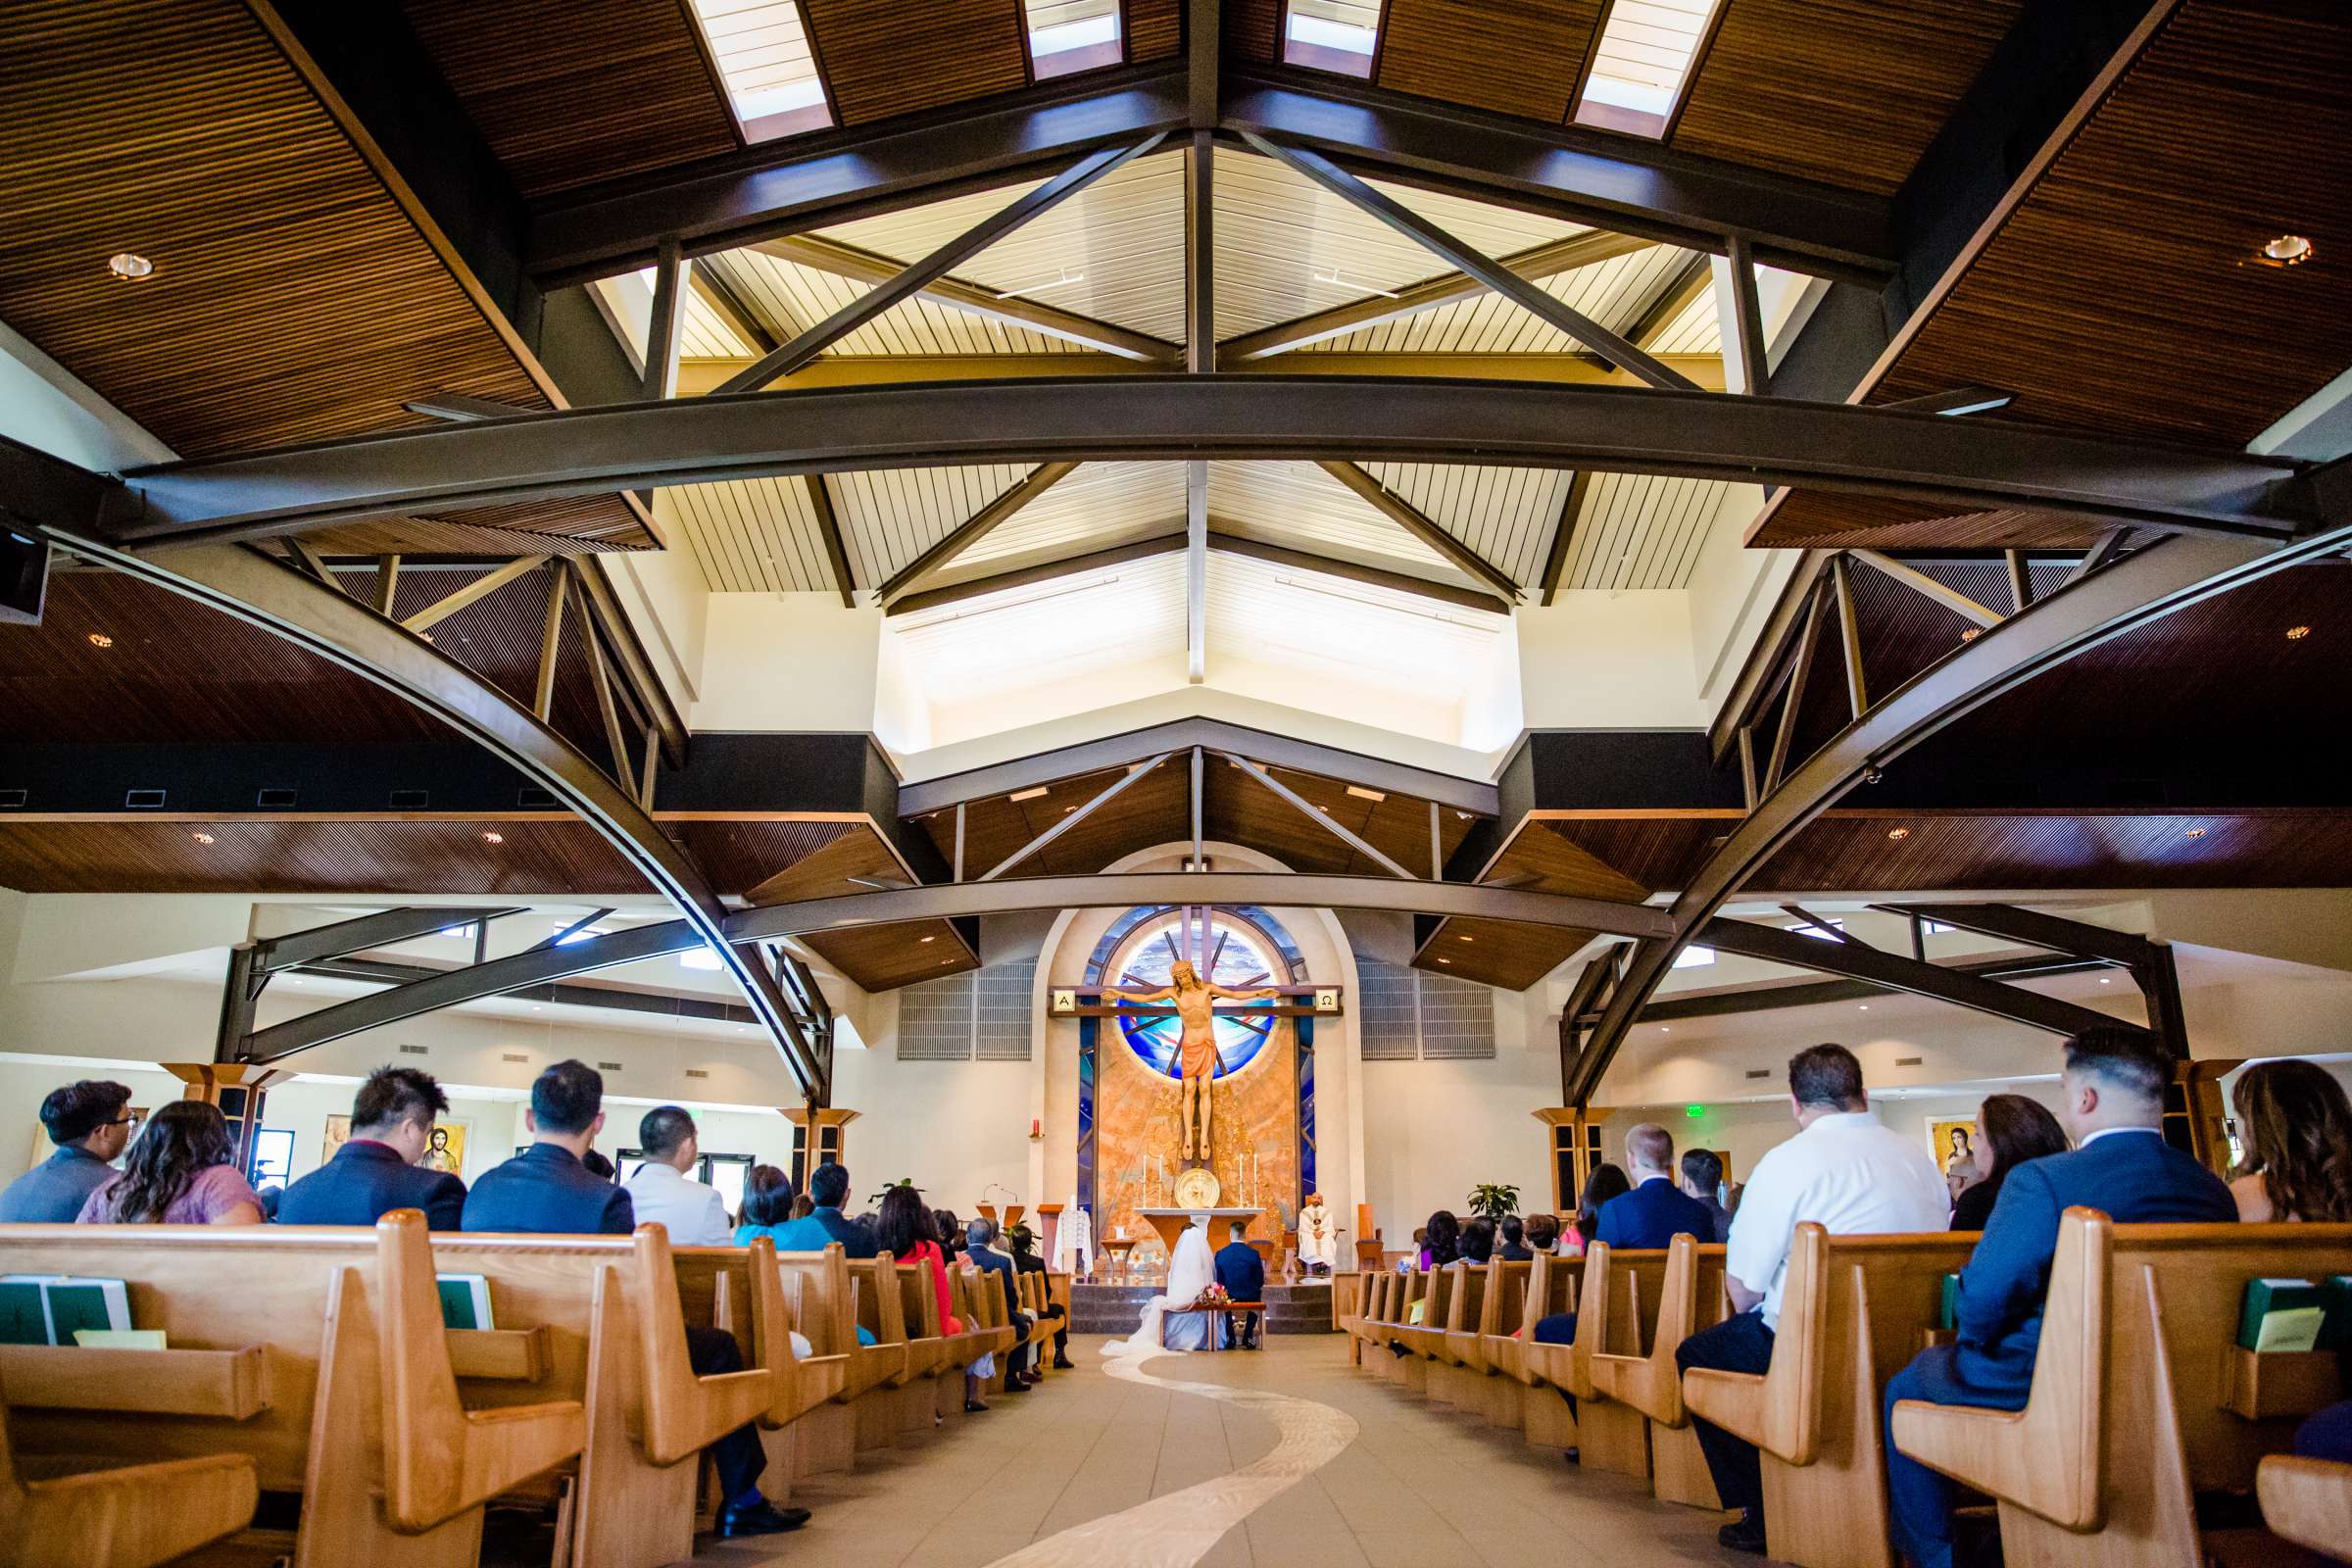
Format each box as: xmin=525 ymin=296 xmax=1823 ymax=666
xmin=2229 ymin=1057 xmax=2352 ymax=1222
xmin=1565 ymin=1163 xmax=1632 ymax=1257
xmin=1523 ymin=1212 xmax=1562 ymax=1255
xmin=0 ymin=1079 xmax=133 ymax=1222
xmin=1214 ymin=1220 xmax=1266 ymax=1348
xmin=1882 ymin=1028 xmax=2235 ymax=1568
xmin=277 ymin=1066 xmax=466 ymax=1229
xmin=1458 ymin=1215 xmax=1496 ymax=1264
xmin=622 ymin=1105 xmax=731 ymax=1246
xmin=1496 ymin=1214 xmax=1534 ymax=1261
xmin=768 ymin=1162 xmax=879 ymax=1257
xmin=1419 ymin=1210 xmax=1460 ymax=1268
xmin=1676 ymin=1044 xmax=1948 ymax=1555
xmin=77 ymin=1101 xmax=264 ymax=1225
xmin=1950 ymin=1093 xmax=2069 ymax=1231
xmin=964 ymin=1216 xmax=1035 ymax=1389
xmin=1008 ymin=1224 xmax=1074 ymax=1369
xmin=790 ymin=1194 xmax=815 ymax=1219
xmin=2299 ymin=1401 xmax=2352 ymax=1464
xmin=462 ymin=1061 xmax=805 ymax=1539
xmin=581 ymin=1149 xmax=617 ymax=1182
xmin=1532 ymin=1126 xmax=1714 ymax=1355
xmin=1681 ymin=1149 xmax=1734 ymax=1242
xmin=935 ymin=1208 xmax=965 ymax=1261
xmin=732 ymin=1164 xmax=798 ymax=1243
xmin=1398 ymin=1226 xmax=1427 ymax=1273
xmin=877 ymin=1185 xmax=974 ymax=1408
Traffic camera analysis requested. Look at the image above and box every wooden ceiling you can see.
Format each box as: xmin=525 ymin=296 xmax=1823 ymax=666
xmin=1756 ymin=0 xmax=2352 ymax=550
xmin=1370 ymin=1 xmax=1606 ymax=123
xmin=1412 ymin=813 xmax=1657 ymax=990
xmin=743 ymin=821 xmax=980 ymax=987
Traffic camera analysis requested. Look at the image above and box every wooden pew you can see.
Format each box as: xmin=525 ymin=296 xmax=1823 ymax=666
xmin=1680 ymin=1224 xmax=1974 ymax=1568
xmin=1524 ymin=1242 xmax=1666 ymax=1480
xmin=1891 ymin=1212 xmax=2352 ymax=1568
xmin=2258 ymin=1454 xmax=2352 ymax=1560
xmin=1589 ymin=1234 xmax=1727 ymax=1508
xmin=852 ymin=1253 xmax=934 ymax=1444
xmin=673 ymin=1238 xmax=850 ymax=1494
xmin=773 ymin=1244 xmax=906 ymax=1470
xmin=1432 ymin=1263 xmax=1494 ymax=1412
xmin=953 ymin=1263 xmax=1020 ymax=1394
xmin=1496 ymin=1250 xmax=1581 ymax=1453
xmin=1464 ymin=1258 xmax=1530 ymax=1430
xmin=0 ymin=1387 xmax=257 ymax=1568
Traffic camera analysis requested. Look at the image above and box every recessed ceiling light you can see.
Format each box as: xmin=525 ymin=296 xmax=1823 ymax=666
xmin=1009 ymin=786 xmax=1049 ymax=803
xmin=1063 ymin=805 xmax=1076 ymax=813
xmin=1436 ymin=956 xmax=1451 ymax=964
xmin=2183 ymin=826 xmax=2206 ymax=838
xmin=86 ymin=632 xmax=113 ymax=648
xmin=190 ymin=831 xmax=214 ymax=845
xmin=482 ymin=830 xmax=505 ymax=844
xmin=1346 ymin=785 xmax=1387 ymax=803
xmin=1858 ymin=1004 xmax=1870 ymax=1010
xmin=1458 ymin=935 xmax=1474 ymax=943
xmin=942 ymin=958 xmax=955 ymax=966
xmin=2286 ymin=625 xmax=2312 ymax=640
xmin=106 ymin=252 xmax=154 ymax=279
xmin=1960 ymin=628 xmax=1982 ymax=642
xmin=2260 ymin=234 xmax=2314 ymax=266
xmin=1454 ymin=810 xmax=1472 ymax=820
xmin=920 ymin=935 xmax=936 ymax=944
xmin=2099 ymin=976 xmax=2113 ymax=984
xmin=1886 ymin=827 xmax=1911 ymax=841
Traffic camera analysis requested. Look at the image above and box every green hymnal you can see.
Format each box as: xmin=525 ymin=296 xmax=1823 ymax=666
xmin=2321 ymin=1275 xmax=2352 ymax=1351
xmin=1938 ymin=1273 xmax=1962 ymax=1331
xmin=2238 ymin=1277 xmax=2326 ymax=1352
xmin=42 ymin=1278 xmax=131 ymax=1344
xmin=437 ymin=1274 xmax=494 ymax=1331
xmin=0 ymin=1275 xmax=64 ymax=1345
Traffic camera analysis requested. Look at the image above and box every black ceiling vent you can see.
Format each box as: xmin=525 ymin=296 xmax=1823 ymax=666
xmin=501 ymin=1052 xmax=530 ymax=1063
xmin=398 ymin=1044 xmax=429 ymax=1055
xmin=0 ymin=789 xmax=24 ymax=809
xmin=388 ymin=789 xmax=429 ymax=809
xmin=1895 ymin=1055 xmax=1924 ymax=1067
xmin=596 ymin=1061 xmax=624 ymax=1073
xmin=517 ymin=786 xmax=558 ymax=808
xmin=1744 ymin=1068 xmax=1772 ymax=1080
xmin=256 ymin=787 xmax=298 ymax=808
xmin=124 ymin=788 xmax=167 ymax=808
xmin=683 ymin=1068 xmax=710 ymax=1080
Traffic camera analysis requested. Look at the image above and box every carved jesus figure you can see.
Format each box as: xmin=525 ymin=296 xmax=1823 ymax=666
xmin=1110 ymin=959 xmax=1280 ymax=1161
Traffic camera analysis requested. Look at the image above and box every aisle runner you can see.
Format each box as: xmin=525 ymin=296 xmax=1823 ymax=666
xmin=977 ymin=1350 xmax=1361 ymax=1568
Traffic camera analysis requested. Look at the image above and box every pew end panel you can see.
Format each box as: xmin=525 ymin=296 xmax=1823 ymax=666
xmin=0 ymin=1409 xmax=258 ymax=1568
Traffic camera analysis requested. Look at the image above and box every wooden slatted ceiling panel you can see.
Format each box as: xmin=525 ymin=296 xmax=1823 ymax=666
xmin=0 ymin=0 xmax=551 ymax=458
xmin=1297 ymin=245 xmax=1692 ymax=354
xmin=1759 ymin=1 xmax=2352 ymax=549
xmin=1562 ymin=472 xmax=1733 ymax=590
xmin=1359 ymin=465 xmax=1574 ymax=588
xmin=1416 ymin=817 xmax=1652 ymax=988
xmin=1748 ymin=495 xmax=2109 ymax=551
xmin=722 ymin=245 xmax=1077 ymax=354
xmin=1646 ymin=279 xmax=1723 ymax=353
xmin=1670 ymin=0 xmax=2022 ymax=196
xmin=657 ymin=479 xmax=841 ymax=592
xmin=1224 ymin=0 xmax=1280 ymax=60
xmin=1207 ymin=464 xmax=1460 ymax=577
xmin=1125 ymin=0 xmax=1182 ymax=57
xmin=954 ymin=462 xmax=1187 ymax=567
xmin=1374 ymin=0 xmax=1605 ymax=122
xmin=401 ymin=0 xmax=739 ymax=198
xmin=831 ymin=466 xmax=1034 ymax=582
xmin=1214 ymin=149 xmax=1585 ymax=338
xmin=819 ymin=151 xmax=1188 ymax=341
xmin=802 ymin=0 xmax=1032 ymax=125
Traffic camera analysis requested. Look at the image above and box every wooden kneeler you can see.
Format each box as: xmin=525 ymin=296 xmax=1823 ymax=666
xmin=0 ymin=1400 xmax=256 ymax=1568
xmin=1590 ymin=1234 xmax=1725 ymax=1509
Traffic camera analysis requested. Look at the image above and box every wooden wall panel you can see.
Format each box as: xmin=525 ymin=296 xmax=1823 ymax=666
xmin=1414 ymin=816 xmax=1650 ymax=988
xmin=1224 ymin=0 xmax=1280 ymax=61
xmin=1374 ymin=0 xmax=1604 ymax=122
xmin=744 ymin=821 xmax=976 ymax=989
xmin=1126 ymin=0 xmax=1182 ymax=59
xmin=402 ymin=0 xmax=741 ymax=198
xmin=802 ymin=0 xmax=1032 ymax=125
xmin=1670 ymin=0 xmax=2022 ymax=195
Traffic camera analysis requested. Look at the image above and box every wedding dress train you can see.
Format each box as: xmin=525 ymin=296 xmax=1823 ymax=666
xmin=1103 ymin=1219 xmax=1220 ymax=1356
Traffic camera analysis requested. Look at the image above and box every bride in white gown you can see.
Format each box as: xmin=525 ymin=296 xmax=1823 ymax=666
xmin=1104 ymin=1219 xmax=1221 ymax=1355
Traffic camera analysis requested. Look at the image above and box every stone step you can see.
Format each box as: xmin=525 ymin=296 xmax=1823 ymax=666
xmin=1068 ymin=1282 xmax=1335 ymax=1335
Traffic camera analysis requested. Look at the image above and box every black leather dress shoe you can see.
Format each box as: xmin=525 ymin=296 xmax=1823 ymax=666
xmin=716 ymin=1500 xmax=809 ymax=1539
xmin=964 ymin=1397 xmax=989 ymax=1413
xmin=1716 ymin=1516 xmax=1766 ymax=1555
xmin=1053 ymin=1355 xmax=1076 ymax=1370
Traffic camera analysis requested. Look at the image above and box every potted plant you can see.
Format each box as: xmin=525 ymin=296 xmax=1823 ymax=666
xmin=1466 ymin=1182 xmax=1520 ymax=1223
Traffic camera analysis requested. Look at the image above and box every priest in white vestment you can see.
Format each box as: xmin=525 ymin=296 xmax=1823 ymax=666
xmin=1297 ymin=1191 xmax=1339 ymax=1276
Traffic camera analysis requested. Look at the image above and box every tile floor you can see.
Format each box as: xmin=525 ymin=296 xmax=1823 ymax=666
xmin=692 ymin=1337 xmax=1750 ymax=1568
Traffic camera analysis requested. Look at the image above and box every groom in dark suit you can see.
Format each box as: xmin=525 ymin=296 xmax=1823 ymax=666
xmin=1881 ymin=1027 xmax=2235 ymax=1568
xmin=1214 ymin=1221 xmax=1266 ymax=1349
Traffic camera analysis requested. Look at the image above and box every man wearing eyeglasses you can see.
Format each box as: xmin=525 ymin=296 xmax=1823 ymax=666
xmin=0 ymin=1080 xmax=135 ymax=1222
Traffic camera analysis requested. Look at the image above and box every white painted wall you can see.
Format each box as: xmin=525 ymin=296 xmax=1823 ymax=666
xmin=1514 ymin=590 xmax=1706 ymax=731
xmin=689 ymin=594 xmax=882 ymax=730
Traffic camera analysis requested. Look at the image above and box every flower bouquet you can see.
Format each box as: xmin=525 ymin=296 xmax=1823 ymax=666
xmin=1190 ymin=1282 xmax=1231 ymax=1309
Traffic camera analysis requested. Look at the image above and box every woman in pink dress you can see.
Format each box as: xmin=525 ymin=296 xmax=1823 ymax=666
xmin=76 ymin=1101 xmax=263 ymax=1225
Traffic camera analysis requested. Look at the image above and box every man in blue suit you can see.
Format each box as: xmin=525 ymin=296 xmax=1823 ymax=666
xmin=1214 ymin=1221 xmax=1267 ymax=1349
xmin=964 ymin=1216 xmax=1038 ymax=1389
xmin=767 ymin=1161 xmax=878 ymax=1258
xmin=1531 ymin=1122 xmax=1714 ymax=1348
xmin=463 ymin=1060 xmax=806 ymax=1540
xmin=277 ymin=1067 xmax=466 ymax=1229
xmin=1882 ymin=1027 xmax=2235 ymax=1568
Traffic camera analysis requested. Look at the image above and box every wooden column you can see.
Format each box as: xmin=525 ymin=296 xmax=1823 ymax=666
xmin=781 ymin=1106 xmax=860 ymax=1192
xmin=162 ymin=1062 xmax=288 ymax=1176
xmin=1532 ymin=1105 xmax=1614 ymax=1213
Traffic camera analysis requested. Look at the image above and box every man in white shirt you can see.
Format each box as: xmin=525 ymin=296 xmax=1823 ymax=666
xmin=1675 ymin=1044 xmax=1947 ymax=1556
xmin=622 ymin=1104 xmax=733 ymax=1247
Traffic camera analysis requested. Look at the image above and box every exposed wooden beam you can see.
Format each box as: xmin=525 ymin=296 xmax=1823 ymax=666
xmin=1186 ymin=130 xmax=1214 ymax=374
xmin=1537 ymin=470 xmax=1591 ymax=606
xmin=1207 ymin=531 xmax=1509 ymax=613
xmin=1831 ymin=552 xmax=1867 ymax=718
xmin=1763 ymin=578 xmax=1827 ymax=794
xmin=642 ymin=237 xmax=686 ymax=400
xmin=804 ymin=475 xmax=856 ymax=608
xmin=1220 ymin=752 xmax=1414 ymax=879
xmin=674 ymin=347 xmax=1726 ymax=393
xmin=688 ymin=256 xmax=780 ymax=354
xmin=400 ymin=556 xmax=548 ymax=634
xmin=1716 ymin=235 xmax=1771 ymax=395
xmin=1316 ymin=461 xmax=1523 ymax=602
xmin=1623 ymin=253 xmax=1710 ymax=349
xmin=716 ymin=137 xmax=1167 ymax=394
xmin=980 ymin=753 xmax=1176 ymax=879
xmin=371 ymin=554 xmax=400 ymax=616
xmin=1187 ymin=0 xmax=1218 ymax=130
xmin=1848 ymin=548 xmax=2004 ymax=627
xmin=873 ymin=463 xmax=1082 ymax=604
xmin=887 ymin=532 xmax=1188 ymax=615
xmin=1186 ymin=460 xmax=1207 ymax=683
xmin=1220 ymin=229 xmax=1654 ymax=362
xmin=749 ymin=232 xmax=1183 ymax=363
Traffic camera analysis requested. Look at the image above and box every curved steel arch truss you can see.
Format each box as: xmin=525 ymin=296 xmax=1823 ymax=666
xmin=106 ymin=376 xmax=2315 ymax=551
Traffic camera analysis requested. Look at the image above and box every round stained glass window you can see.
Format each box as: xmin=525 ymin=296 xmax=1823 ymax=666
xmin=1107 ymin=910 xmax=1284 ymax=1080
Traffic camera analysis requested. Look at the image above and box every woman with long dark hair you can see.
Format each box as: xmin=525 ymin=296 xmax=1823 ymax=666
xmin=1458 ymin=1216 xmax=1495 ymax=1264
xmin=1951 ymin=1095 xmax=2070 ymax=1230
xmin=733 ymin=1164 xmax=798 ymax=1242
xmin=934 ymin=1208 xmax=964 ymax=1262
xmin=1567 ymin=1162 xmax=1631 ymax=1257
xmin=1419 ymin=1209 xmax=1460 ymax=1267
xmin=2230 ymin=1059 xmax=2352 ymax=1222
xmin=75 ymin=1101 xmax=263 ymax=1225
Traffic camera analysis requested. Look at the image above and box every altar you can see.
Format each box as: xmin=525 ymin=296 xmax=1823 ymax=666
xmin=1136 ymin=1205 xmax=1263 ymax=1257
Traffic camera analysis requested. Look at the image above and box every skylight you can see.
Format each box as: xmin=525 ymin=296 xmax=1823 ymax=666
xmin=1671 ymin=946 xmax=1716 ymax=968
xmin=689 ymin=0 xmax=832 ymax=143
xmin=1573 ymin=0 xmax=1722 ymax=139
xmin=1284 ymin=0 xmax=1380 ymax=77
xmin=1026 ymin=0 xmax=1123 ymax=79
